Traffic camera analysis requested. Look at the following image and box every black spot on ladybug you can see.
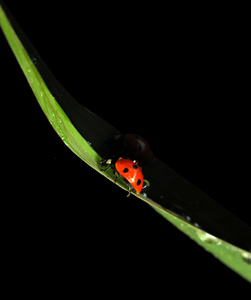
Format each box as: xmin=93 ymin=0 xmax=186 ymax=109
xmin=133 ymin=164 xmax=138 ymax=169
xmin=123 ymin=168 xmax=129 ymax=173
xmin=137 ymin=179 xmax=141 ymax=186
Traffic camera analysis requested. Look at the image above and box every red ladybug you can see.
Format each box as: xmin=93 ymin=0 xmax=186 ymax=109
xmin=115 ymin=158 xmax=143 ymax=194
xmin=100 ymin=157 xmax=146 ymax=196
xmin=100 ymin=134 xmax=152 ymax=196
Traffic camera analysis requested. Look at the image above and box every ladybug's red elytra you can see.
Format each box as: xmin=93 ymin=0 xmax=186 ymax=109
xmin=115 ymin=158 xmax=143 ymax=194
xmin=100 ymin=157 xmax=147 ymax=196
xmin=100 ymin=134 xmax=151 ymax=196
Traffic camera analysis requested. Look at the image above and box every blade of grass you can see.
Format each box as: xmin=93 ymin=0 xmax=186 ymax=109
xmin=1 ymin=3 xmax=250 ymax=282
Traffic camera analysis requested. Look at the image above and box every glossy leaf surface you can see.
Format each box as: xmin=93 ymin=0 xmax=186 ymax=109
xmin=1 ymin=2 xmax=250 ymax=282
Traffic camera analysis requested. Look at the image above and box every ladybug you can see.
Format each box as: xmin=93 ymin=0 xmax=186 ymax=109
xmin=115 ymin=158 xmax=144 ymax=194
xmin=100 ymin=157 xmax=147 ymax=197
xmin=100 ymin=134 xmax=152 ymax=196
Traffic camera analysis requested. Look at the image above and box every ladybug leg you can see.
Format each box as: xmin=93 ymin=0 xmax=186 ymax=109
xmin=114 ymin=170 xmax=118 ymax=183
xmin=100 ymin=164 xmax=112 ymax=172
xmin=142 ymin=179 xmax=150 ymax=192
xmin=127 ymin=185 xmax=133 ymax=197
xmin=99 ymin=158 xmax=108 ymax=170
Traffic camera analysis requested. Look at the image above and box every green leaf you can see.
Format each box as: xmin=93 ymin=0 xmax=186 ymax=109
xmin=1 ymin=3 xmax=250 ymax=282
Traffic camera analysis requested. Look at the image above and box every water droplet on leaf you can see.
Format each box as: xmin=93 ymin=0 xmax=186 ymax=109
xmin=196 ymin=231 xmax=221 ymax=245
xmin=241 ymin=252 xmax=251 ymax=264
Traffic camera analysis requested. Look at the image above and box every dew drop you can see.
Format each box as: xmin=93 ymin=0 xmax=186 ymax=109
xmin=185 ymin=215 xmax=191 ymax=222
xmin=32 ymin=57 xmax=37 ymax=65
xmin=196 ymin=231 xmax=221 ymax=245
xmin=241 ymin=252 xmax=251 ymax=264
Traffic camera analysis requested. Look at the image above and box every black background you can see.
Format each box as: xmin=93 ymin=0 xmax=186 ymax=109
xmin=1 ymin=1 xmax=250 ymax=292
